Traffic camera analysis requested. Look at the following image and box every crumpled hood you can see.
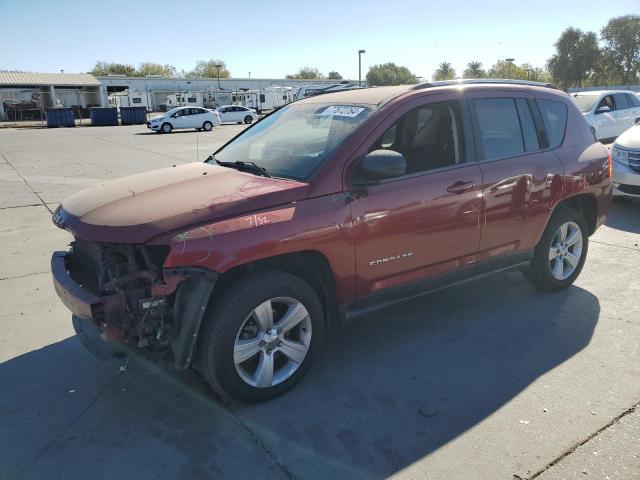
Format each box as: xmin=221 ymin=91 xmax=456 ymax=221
xmin=615 ymin=124 xmax=640 ymax=149
xmin=55 ymin=163 xmax=308 ymax=243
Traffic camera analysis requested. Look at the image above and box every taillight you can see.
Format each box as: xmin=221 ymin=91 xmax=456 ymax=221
xmin=608 ymin=152 xmax=612 ymax=178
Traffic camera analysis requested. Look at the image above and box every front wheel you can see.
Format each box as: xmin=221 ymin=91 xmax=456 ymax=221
xmin=202 ymin=121 xmax=213 ymax=131
xmin=161 ymin=122 xmax=172 ymax=134
xmin=198 ymin=271 xmax=325 ymax=403
xmin=244 ymin=115 xmax=253 ymax=124
xmin=523 ymin=206 xmax=589 ymax=291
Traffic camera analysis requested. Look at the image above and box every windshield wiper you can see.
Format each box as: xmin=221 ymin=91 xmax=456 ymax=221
xmin=212 ymin=157 xmax=272 ymax=178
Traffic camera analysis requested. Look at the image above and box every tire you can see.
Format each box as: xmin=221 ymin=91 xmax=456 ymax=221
xmin=198 ymin=270 xmax=325 ymax=403
xmin=202 ymin=121 xmax=213 ymax=131
xmin=244 ymin=115 xmax=253 ymax=124
xmin=161 ymin=122 xmax=172 ymax=134
xmin=523 ymin=206 xmax=589 ymax=291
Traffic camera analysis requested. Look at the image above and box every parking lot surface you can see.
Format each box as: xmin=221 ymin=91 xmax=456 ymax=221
xmin=0 ymin=124 xmax=638 ymax=480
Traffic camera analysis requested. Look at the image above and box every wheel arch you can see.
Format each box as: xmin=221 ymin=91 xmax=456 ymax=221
xmin=209 ymin=250 xmax=339 ymax=326
xmin=553 ymin=193 xmax=598 ymax=235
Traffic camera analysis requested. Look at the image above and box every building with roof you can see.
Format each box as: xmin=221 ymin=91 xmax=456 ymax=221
xmin=0 ymin=71 xmax=356 ymax=121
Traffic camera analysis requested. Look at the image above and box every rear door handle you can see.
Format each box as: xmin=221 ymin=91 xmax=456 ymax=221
xmin=447 ymin=181 xmax=475 ymax=194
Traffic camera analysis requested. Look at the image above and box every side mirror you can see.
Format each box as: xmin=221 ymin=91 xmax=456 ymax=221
xmin=595 ymin=105 xmax=611 ymax=114
xmin=352 ymin=149 xmax=406 ymax=186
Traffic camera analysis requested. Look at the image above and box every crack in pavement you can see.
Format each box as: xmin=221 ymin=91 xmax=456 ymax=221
xmin=526 ymin=401 xmax=640 ymax=479
xmin=226 ymin=404 xmax=297 ymax=480
xmin=80 ymin=132 xmax=186 ymax=162
xmin=591 ymin=239 xmax=640 ymax=252
xmin=0 ymin=153 xmax=54 ymax=214
xmin=0 ymin=271 xmax=50 ymax=281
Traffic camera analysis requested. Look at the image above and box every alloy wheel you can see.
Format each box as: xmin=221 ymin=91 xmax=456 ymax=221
xmin=549 ymin=221 xmax=583 ymax=280
xmin=234 ymin=297 xmax=312 ymax=388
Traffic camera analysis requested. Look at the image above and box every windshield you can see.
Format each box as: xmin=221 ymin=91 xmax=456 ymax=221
xmin=571 ymin=95 xmax=599 ymax=113
xmin=211 ymin=103 xmax=373 ymax=180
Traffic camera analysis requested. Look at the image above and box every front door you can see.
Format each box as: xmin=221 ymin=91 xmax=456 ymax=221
xmin=348 ymin=95 xmax=483 ymax=300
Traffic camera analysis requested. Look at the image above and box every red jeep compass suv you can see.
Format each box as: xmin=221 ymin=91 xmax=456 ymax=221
xmin=51 ymin=80 xmax=612 ymax=402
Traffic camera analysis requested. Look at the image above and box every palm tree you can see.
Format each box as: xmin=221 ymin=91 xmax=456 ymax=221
xmin=463 ymin=61 xmax=487 ymax=79
xmin=433 ymin=62 xmax=456 ymax=81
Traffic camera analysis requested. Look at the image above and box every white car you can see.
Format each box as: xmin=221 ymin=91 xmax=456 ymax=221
xmin=611 ymin=122 xmax=640 ymax=199
xmin=147 ymin=107 xmax=221 ymax=133
xmin=570 ymin=90 xmax=640 ymax=141
xmin=216 ymin=105 xmax=258 ymax=124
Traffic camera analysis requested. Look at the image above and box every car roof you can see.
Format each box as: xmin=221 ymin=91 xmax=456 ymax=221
xmin=296 ymin=80 xmax=567 ymax=108
xmin=572 ymin=90 xmax=636 ymax=96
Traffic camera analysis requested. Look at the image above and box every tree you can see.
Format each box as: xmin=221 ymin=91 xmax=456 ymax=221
xmin=600 ymin=15 xmax=640 ymax=85
xmin=463 ymin=61 xmax=487 ymax=79
xmin=89 ymin=61 xmax=136 ymax=77
xmin=137 ymin=62 xmax=176 ymax=77
xmin=187 ymin=60 xmax=230 ymax=78
xmin=365 ymin=63 xmax=417 ymax=86
xmin=285 ymin=67 xmax=323 ymax=79
xmin=547 ymin=28 xmax=601 ymax=88
xmin=433 ymin=62 xmax=456 ymax=81
xmin=327 ymin=71 xmax=343 ymax=80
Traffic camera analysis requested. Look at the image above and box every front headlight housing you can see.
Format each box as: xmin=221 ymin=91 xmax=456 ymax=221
xmin=612 ymin=146 xmax=629 ymax=166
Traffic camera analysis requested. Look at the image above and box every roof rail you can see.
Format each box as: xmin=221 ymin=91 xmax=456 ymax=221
xmin=412 ymin=78 xmax=559 ymax=90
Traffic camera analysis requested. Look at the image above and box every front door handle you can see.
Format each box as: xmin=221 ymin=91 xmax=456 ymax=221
xmin=447 ymin=181 xmax=475 ymax=194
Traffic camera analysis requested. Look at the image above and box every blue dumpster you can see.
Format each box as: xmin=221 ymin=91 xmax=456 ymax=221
xmin=45 ymin=108 xmax=75 ymax=127
xmin=120 ymin=106 xmax=147 ymax=125
xmin=90 ymin=107 xmax=118 ymax=126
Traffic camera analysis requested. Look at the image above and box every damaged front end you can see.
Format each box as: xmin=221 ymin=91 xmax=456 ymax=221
xmin=51 ymin=239 xmax=217 ymax=369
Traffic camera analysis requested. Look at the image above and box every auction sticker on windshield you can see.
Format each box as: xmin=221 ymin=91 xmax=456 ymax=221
xmin=318 ymin=105 xmax=366 ymax=118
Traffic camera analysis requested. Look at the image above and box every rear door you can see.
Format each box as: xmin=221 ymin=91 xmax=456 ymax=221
xmin=611 ymin=93 xmax=632 ymax=134
xmin=348 ymin=93 xmax=484 ymax=300
xmin=466 ymin=91 xmax=565 ymax=265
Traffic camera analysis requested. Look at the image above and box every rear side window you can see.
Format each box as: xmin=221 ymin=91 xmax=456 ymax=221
xmin=537 ymin=100 xmax=567 ymax=149
xmin=473 ymin=98 xmax=524 ymax=160
xmin=515 ymin=99 xmax=540 ymax=152
xmin=628 ymin=94 xmax=640 ymax=108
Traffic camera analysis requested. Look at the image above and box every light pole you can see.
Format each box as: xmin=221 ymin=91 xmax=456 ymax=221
xmin=505 ymin=58 xmax=515 ymax=78
xmin=358 ymin=50 xmax=366 ymax=87
xmin=214 ymin=64 xmax=223 ymax=89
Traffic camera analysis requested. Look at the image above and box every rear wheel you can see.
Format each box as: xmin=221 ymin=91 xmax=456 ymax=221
xmin=198 ymin=271 xmax=324 ymax=403
xmin=202 ymin=121 xmax=213 ymax=131
xmin=523 ymin=207 xmax=589 ymax=291
xmin=161 ymin=122 xmax=172 ymax=134
xmin=244 ymin=115 xmax=253 ymax=124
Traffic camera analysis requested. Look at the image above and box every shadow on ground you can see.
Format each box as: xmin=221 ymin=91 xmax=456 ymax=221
xmin=606 ymin=199 xmax=640 ymax=234
xmin=0 ymin=272 xmax=599 ymax=480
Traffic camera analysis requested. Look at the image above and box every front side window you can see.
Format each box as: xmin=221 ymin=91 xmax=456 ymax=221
xmin=473 ymin=98 xmax=525 ymax=160
xmin=537 ymin=100 xmax=568 ymax=149
xmin=597 ymin=95 xmax=614 ymax=111
xmin=369 ymin=101 xmax=465 ymax=175
xmin=212 ymin=103 xmax=373 ymax=180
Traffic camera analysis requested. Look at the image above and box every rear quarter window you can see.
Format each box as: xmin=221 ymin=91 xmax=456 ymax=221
xmin=537 ymin=100 xmax=567 ymax=149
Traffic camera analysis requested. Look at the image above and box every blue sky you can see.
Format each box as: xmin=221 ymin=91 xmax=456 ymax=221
xmin=1 ymin=0 xmax=637 ymax=80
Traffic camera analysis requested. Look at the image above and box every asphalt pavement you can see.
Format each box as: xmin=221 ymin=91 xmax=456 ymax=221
xmin=0 ymin=124 xmax=638 ymax=480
